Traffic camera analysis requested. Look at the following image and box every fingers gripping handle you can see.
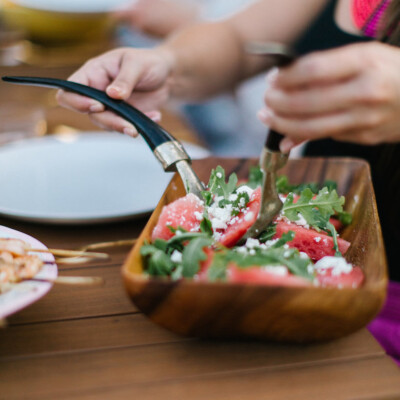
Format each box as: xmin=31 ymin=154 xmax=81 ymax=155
xmin=1 ymin=76 xmax=176 ymax=152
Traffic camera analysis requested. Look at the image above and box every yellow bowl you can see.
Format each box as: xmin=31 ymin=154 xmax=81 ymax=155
xmin=1 ymin=0 xmax=115 ymax=44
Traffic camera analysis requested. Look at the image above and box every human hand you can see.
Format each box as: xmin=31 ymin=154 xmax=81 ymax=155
xmin=258 ymin=42 xmax=400 ymax=152
xmin=112 ymin=0 xmax=198 ymax=38
xmin=56 ymin=47 xmax=174 ymax=136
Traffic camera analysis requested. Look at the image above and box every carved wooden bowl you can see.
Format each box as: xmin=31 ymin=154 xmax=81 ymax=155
xmin=122 ymin=157 xmax=387 ymax=342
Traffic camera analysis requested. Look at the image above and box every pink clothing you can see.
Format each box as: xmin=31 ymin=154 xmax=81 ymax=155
xmin=368 ymin=282 xmax=400 ymax=365
xmin=352 ymin=0 xmax=391 ymax=37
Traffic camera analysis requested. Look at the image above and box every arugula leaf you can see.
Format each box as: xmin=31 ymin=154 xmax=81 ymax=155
xmin=201 ymin=190 xmax=213 ymax=207
xmin=271 ymin=231 xmax=295 ymax=248
xmin=276 ymin=174 xmax=337 ymax=195
xmin=325 ymin=221 xmax=341 ymax=256
xmin=227 ymin=245 xmax=313 ymax=280
xmin=282 ymin=187 xmax=345 ymax=231
xmin=207 ymin=252 xmax=229 ymax=281
xmin=200 ymin=216 xmax=213 ymax=236
xmin=247 ymin=166 xmax=264 ymax=189
xmin=337 ymin=211 xmax=352 ymax=226
xmin=181 ymin=237 xmax=213 ymax=278
xmin=141 ymin=244 xmax=175 ymax=277
xmin=207 ymin=166 xmax=238 ymax=200
xmin=258 ymin=224 xmax=277 ymax=242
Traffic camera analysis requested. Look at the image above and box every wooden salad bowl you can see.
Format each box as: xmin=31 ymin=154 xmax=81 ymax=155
xmin=122 ymin=157 xmax=388 ymax=343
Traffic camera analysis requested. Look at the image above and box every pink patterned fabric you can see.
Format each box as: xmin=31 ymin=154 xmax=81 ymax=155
xmin=352 ymin=0 xmax=391 ymax=37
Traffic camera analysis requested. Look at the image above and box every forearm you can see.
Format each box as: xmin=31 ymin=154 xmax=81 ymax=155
xmin=160 ymin=21 xmax=259 ymax=100
xmin=160 ymin=0 xmax=327 ymax=101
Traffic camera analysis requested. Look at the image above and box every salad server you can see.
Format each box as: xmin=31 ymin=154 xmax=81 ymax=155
xmin=1 ymin=76 xmax=205 ymax=197
xmin=240 ymin=43 xmax=296 ymax=241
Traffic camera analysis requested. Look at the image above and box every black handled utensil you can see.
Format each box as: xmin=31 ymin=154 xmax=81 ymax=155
xmin=2 ymin=76 xmax=205 ymax=197
xmin=241 ymin=43 xmax=296 ymax=241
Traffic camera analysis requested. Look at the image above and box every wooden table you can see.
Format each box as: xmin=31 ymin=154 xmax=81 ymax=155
xmin=0 ymin=160 xmax=400 ymax=400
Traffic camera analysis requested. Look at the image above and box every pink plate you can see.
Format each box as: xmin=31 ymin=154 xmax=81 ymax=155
xmin=0 ymin=225 xmax=57 ymax=319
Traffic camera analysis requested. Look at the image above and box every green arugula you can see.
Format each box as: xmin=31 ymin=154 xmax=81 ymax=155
xmin=247 ymin=166 xmax=264 ymax=189
xmin=207 ymin=166 xmax=238 ymax=200
xmin=141 ymin=231 xmax=212 ymax=279
xmin=258 ymin=224 xmax=277 ymax=243
xmin=283 ymin=188 xmax=344 ymax=229
xmin=207 ymin=252 xmax=229 ymax=281
xmin=181 ymin=237 xmax=213 ymax=278
xmin=207 ymin=231 xmax=313 ymax=281
xmin=282 ymin=187 xmax=345 ymax=254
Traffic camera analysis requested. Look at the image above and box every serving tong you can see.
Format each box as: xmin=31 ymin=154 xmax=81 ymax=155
xmin=239 ymin=42 xmax=296 ymax=241
xmin=1 ymin=76 xmax=205 ymax=197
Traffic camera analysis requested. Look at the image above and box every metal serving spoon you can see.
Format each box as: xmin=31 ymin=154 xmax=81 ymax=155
xmin=240 ymin=42 xmax=296 ymax=241
xmin=1 ymin=76 xmax=205 ymax=197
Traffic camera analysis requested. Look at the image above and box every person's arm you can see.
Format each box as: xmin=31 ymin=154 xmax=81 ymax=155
xmin=57 ymin=0 xmax=326 ymax=135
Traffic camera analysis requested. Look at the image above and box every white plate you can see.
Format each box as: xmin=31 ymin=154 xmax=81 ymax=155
xmin=6 ymin=0 xmax=132 ymax=13
xmin=0 ymin=225 xmax=57 ymax=319
xmin=0 ymin=132 xmax=209 ymax=224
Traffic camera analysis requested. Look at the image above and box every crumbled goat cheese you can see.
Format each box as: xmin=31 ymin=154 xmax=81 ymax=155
xmin=236 ymin=185 xmax=254 ymax=197
xmin=216 ymin=172 xmax=222 ymax=178
xmin=228 ymin=193 xmax=238 ymax=202
xmin=194 ymin=211 xmax=203 ymax=221
xmin=170 ymin=250 xmax=182 ymax=263
xmin=314 ymin=256 xmax=353 ymax=276
xmin=314 ymin=236 xmax=322 ymax=243
xmin=209 ymin=203 xmax=233 ymax=230
xmin=295 ymin=213 xmax=309 ymax=228
xmin=244 ymin=211 xmax=254 ymax=222
xmin=244 ymin=238 xmax=260 ymax=249
xmin=262 ymin=266 xmax=288 ymax=276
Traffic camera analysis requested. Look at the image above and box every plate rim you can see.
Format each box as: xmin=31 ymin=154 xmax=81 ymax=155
xmin=0 ymin=132 xmax=209 ymax=225
xmin=0 ymin=225 xmax=58 ymax=319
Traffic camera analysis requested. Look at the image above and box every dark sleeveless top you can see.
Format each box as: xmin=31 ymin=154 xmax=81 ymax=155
xmin=294 ymin=0 xmax=400 ymax=281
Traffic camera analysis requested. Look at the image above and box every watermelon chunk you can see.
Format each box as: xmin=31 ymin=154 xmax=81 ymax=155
xmin=196 ymin=249 xmax=311 ymax=287
xmin=316 ymin=265 xmax=364 ymax=288
xmin=227 ymin=264 xmax=311 ymax=287
xmin=274 ymin=221 xmax=350 ymax=261
xmin=217 ymin=187 xmax=261 ymax=247
xmin=152 ymin=193 xmax=204 ymax=241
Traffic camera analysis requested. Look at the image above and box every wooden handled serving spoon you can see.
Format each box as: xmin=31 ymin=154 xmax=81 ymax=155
xmin=240 ymin=42 xmax=296 ymax=241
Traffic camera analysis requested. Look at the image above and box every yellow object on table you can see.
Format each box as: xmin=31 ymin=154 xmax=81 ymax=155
xmin=0 ymin=0 xmax=115 ymax=44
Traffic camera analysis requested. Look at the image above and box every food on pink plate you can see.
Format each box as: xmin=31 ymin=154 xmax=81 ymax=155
xmin=143 ymin=166 xmax=363 ymax=289
xmin=0 ymin=238 xmax=44 ymax=293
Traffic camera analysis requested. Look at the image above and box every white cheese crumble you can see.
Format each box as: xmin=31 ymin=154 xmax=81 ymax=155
xmin=209 ymin=203 xmax=233 ymax=230
xmin=262 ymin=266 xmax=289 ymax=276
xmin=314 ymin=256 xmax=353 ymax=276
xmin=236 ymin=185 xmax=254 ymax=197
xmin=295 ymin=213 xmax=309 ymax=229
xmin=194 ymin=211 xmax=203 ymax=221
xmin=314 ymin=236 xmax=322 ymax=243
xmin=244 ymin=211 xmax=254 ymax=222
xmin=170 ymin=250 xmax=182 ymax=263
